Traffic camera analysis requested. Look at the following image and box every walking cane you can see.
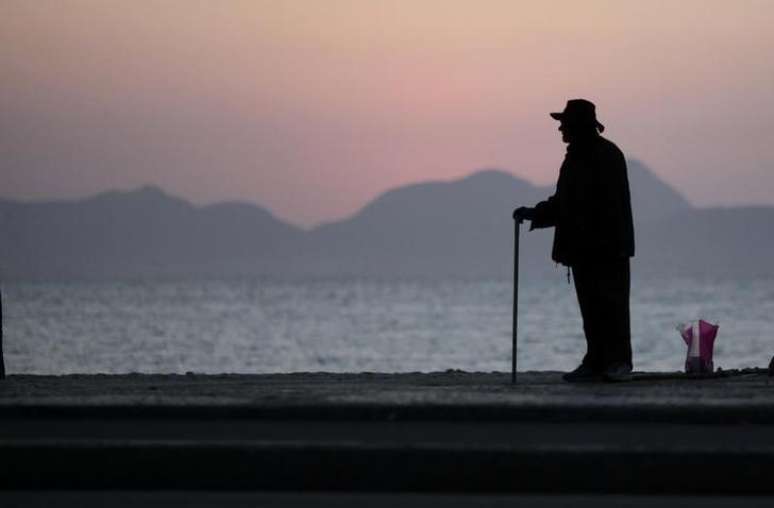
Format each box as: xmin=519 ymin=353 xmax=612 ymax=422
xmin=512 ymin=216 xmax=522 ymax=385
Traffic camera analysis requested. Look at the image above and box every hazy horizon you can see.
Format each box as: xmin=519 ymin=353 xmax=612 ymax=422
xmin=3 ymin=1 xmax=773 ymax=227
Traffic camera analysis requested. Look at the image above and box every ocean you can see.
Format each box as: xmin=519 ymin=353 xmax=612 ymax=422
xmin=3 ymin=275 xmax=773 ymax=374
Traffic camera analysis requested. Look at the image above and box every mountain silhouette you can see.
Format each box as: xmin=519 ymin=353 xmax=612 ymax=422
xmin=638 ymin=206 xmax=774 ymax=278
xmin=0 ymin=162 xmax=770 ymax=280
xmin=302 ymin=170 xmax=548 ymax=278
xmin=625 ymin=159 xmax=692 ymax=222
xmin=300 ymin=161 xmax=691 ymax=279
xmin=0 ymin=186 xmax=302 ymax=280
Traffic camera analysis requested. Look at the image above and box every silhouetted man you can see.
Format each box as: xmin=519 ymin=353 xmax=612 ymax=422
xmin=514 ymin=99 xmax=634 ymax=382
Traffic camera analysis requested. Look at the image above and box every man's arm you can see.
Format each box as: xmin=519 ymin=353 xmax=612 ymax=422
xmin=513 ymin=194 xmax=558 ymax=229
xmin=529 ymin=194 xmax=558 ymax=229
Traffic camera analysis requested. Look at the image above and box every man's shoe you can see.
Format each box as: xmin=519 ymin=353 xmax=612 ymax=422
xmin=562 ymin=364 xmax=603 ymax=383
xmin=603 ymin=363 xmax=633 ymax=382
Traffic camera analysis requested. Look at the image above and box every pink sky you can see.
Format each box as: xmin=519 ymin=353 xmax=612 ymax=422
xmin=2 ymin=1 xmax=773 ymax=227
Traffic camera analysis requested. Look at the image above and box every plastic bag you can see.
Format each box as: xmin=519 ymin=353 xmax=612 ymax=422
xmin=677 ymin=319 xmax=719 ymax=374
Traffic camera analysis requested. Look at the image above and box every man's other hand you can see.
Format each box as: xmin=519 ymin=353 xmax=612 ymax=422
xmin=513 ymin=207 xmax=536 ymax=221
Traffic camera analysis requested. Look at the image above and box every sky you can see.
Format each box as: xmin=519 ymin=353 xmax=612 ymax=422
xmin=1 ymin=0 xmax=773 ymax=227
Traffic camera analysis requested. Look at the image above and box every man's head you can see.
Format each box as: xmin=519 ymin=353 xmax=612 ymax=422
xmin=550 ymin=99 xmax=604 ymax=144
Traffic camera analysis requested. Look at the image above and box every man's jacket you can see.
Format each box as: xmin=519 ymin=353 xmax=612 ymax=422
xmin=531 ymin=134 xmax=635 ymax=266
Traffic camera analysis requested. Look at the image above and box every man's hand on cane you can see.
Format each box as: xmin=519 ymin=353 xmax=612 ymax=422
xmin=512 ymin=206 xmax=536 ymax=222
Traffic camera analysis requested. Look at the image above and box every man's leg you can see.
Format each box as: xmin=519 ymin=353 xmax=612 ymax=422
xmin=596 ymin=258 xmax=632 ymax=370
xmin=571 ymin=263 xmax=604 ymax=372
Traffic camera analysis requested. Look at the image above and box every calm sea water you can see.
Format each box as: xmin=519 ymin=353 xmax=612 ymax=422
xmin=3 ymin=276 xmax=773 ymax=374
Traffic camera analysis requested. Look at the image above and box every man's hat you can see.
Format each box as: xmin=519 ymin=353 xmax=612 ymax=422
xmin=550 ymin=99 xmax=605 ymax=133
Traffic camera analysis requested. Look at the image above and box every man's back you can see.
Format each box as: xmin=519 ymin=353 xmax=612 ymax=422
xmin=545 ymin=133 xmax=634 ymax=266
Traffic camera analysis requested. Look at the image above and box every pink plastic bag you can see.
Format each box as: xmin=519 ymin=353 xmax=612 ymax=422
xmin=677 ymin=320 xmax=719 ymax=374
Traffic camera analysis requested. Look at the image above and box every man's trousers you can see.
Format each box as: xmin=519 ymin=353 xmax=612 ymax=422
xmin=571 ymin=258 xmax=632 ymax=371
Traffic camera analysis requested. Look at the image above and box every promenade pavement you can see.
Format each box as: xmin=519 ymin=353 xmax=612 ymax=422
xmin=2 ymin=370 xmax=774 ymax=495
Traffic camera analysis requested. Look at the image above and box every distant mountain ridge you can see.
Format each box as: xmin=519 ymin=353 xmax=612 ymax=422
xmin=1 ymin=161 xmax=771 ymax=280
xmin=0 ymin=186 xmax=303 ymax=280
